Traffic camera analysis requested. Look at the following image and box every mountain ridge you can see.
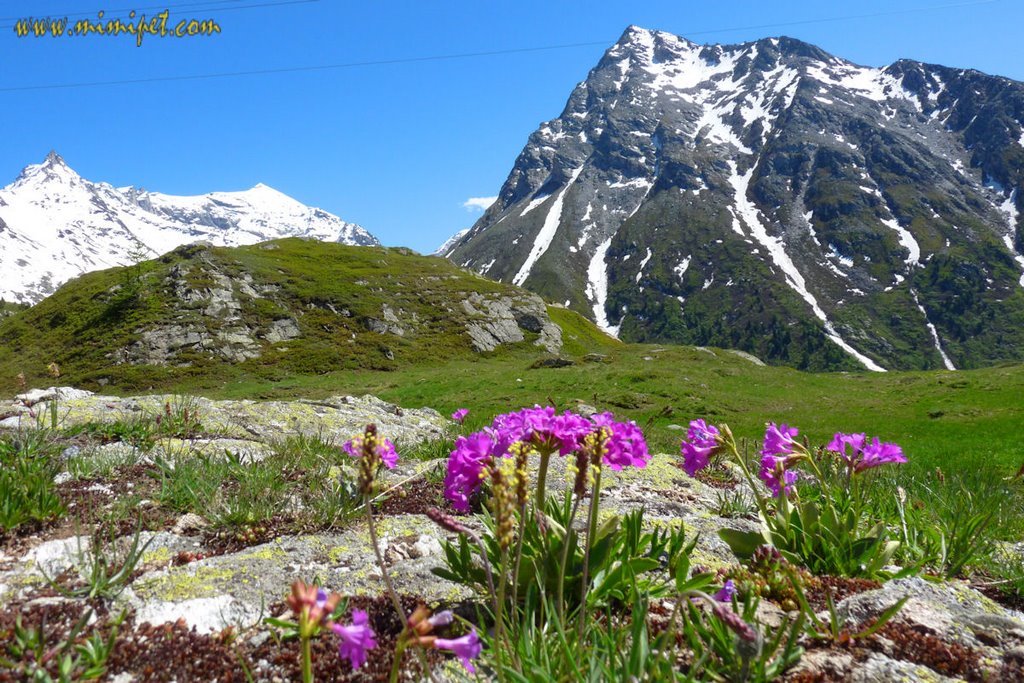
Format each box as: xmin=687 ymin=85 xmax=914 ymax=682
xmin=447 ymin=26 xmax=1024 ymax=371
xmin=0 ymin=152 xmax=378 ymax=304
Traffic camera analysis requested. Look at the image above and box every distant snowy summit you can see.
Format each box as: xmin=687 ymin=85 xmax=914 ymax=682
xmin=0 ymin=152 xmax=378 ymax=304
xmin=434 ymin=228 xmax=469 ymax=256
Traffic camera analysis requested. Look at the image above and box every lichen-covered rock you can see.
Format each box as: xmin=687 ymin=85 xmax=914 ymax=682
xmin=0 ymin=390 xmax=450 ymax=447
xmin=835 ymin=577 xmax=1024 ymax=650
xmin=849 ymin=652 xmax=966 ymax=683
xmin=21 ymin=535 xmax=91 ymax=578
xmin=14 ymin=386 xmax=94 ymax=406
xmin=261 ymin=317 xmax=300 ymax=343
xmin=123 ymin=517 xmax=469 ymax=633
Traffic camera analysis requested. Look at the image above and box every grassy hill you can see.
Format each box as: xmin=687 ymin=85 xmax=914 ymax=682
xmin=0 ymin=239 xmax=619 ymax=395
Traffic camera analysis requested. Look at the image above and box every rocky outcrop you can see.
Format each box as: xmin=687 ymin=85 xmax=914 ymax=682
xmin=462 ymin=292 xmax=562 ymax=353
xmin=112 ymin=253 xmax=299 ymax=366
xmin=93 ymin=243 xmax=566 ymax=368
xmin=1 ymin=389 xmax=449 ymax=447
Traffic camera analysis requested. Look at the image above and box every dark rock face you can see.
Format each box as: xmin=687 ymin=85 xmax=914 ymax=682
xmin=447 ymin=26 xmax=1024 ymax=371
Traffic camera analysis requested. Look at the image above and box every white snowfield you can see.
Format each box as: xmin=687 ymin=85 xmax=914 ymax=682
xmin=0 ymin=153 xmax=377 ymax=304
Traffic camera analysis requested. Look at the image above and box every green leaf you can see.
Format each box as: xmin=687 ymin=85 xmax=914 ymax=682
xmin=856 ymin=596 xmax=909 ymax=638
xmin=719 ymin=528 xmax=765 ymax=560
xmin=595 ymin=514 xmax=620 ymax=542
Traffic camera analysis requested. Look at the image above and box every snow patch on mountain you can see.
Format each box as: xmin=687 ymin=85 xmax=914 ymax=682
xmin=0 ymin=153 xmax=377 ymax=304
xmin=635 ymin=247 xmax=653 ymax=283
xmin=912 ymin=290 xmax=956 ymax=370
xmin=673 ymin=256 xmax=691 ymax=281
xmin=997 ymin=190 xmax=1024 ymax=287
xmin=727 ymin=161 xmax=884 ymax=371
xmin=435 ymin=228 xmax=470 ymax=257
xmin=587 ymin=236 xmax=618 ymax=337
xmin=513 ymin=167 xmax=583 ymax=287
xmin=879 ymin=216 xmax=921 ymax=267
xmin=520 ymin=192 xmax=552 ymax=217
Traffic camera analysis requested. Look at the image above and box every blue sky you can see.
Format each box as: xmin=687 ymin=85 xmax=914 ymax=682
xmin=3 ymin=0 xmax=1022 ymax=253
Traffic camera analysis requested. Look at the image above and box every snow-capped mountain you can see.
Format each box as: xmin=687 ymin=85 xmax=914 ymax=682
xmin=435 ymin=228 xmax=469 ymax=256
xmin=0 ymin=152 xmax=378 ymax=304
xmin=447 ymin=26 xmax=1024 ymax=371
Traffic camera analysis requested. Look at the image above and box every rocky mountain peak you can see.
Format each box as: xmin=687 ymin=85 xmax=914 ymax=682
xmin=44 ymin=149 xmax=66 ymax=166
xmin=14 ymin=150 xmax=81 ymax=187
xmin=447 ymin=25 xmax=1024 ymax=372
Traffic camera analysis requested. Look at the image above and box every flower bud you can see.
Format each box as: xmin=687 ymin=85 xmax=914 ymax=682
xmin=426 ymin=507 xmax=470 ymax=535
xmin=712 ymin=603 xmax=759 ymax=643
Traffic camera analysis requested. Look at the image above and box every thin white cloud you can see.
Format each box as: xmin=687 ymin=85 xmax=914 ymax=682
xmin=462 ymin=196 xmax=497 ymax=212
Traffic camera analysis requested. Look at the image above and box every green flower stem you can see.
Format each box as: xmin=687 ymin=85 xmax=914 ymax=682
xmin=508 ymin=502 xmax=528 ymax=619
xmin=556 ymin=496 xmax=583 ymax=623
xmin=46 ymin=394 xmax=59 ymax=431
xmin=493 ymin=548 xmax=511 ymax=683
xmin=364 ymin=495 xmax=436 ymax=683
xmin=578 ymin=466 xmax=603 ymax=636
xmin=727 ymin=437 xmax=772 ymax=521
xmin=365 ymin=496 xmax=408 ymax=628
xmin=586 ymin=468 xmax=603 ymax=552
xmin=388 ymin=636 xmax=408 ymax=683
xmin=300 ymin=633 xmax=313 ymax=683
xmin=801 ymin=446 xmax=827 ymax=485
xmin=850 ymin=470 xmax=863 ymax=523
xmin=535 ymin=449 xmax=552 ymax=509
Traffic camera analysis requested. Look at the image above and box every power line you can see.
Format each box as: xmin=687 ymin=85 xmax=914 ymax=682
xmin=0 ymin=40 xmax=615 ymax=93
xmin=0 ymin=0 xmax=1003 ymax=94
xmin=0 ymin=0 xmax=317 ymax=28
xmin=0 ymin=1 xmax=251 ymax=23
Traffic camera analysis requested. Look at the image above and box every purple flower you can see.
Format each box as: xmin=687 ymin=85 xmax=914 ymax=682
xmin=331 ymin=610 xmax=377 ymax=669
xmin=714 ymin=579 xmax=737 ymax=602
xmin=427 ymin=610 xmax=454 ymax=629
xmin=433 ymin=629 xmax=482 ymax=673
xmin=602 ymin=419 xmax=651 ymax=473
xmin=827 ymin=432 xmax=866 ymax=461
xmin=590 ymin=413 xmax=650 ymax=470
xmin=688 ymin=419 xmax=721 ymax=447
xmin=492 ymin=406 xmax=590 ymax=455
xmin=860 ymin=438 xmax=906 ymax=471
xmin=343 ymin=434 xmax=399 ymax=469
xmin=827 ymin=432 xmax=909 ymax=475
xmin=759 ymin=454 xmax=798 ymax=497
xmin=551 ymin=411 xmax=596 ymax=455
xmin=451 ymin=408 xmax=469 ymax=424
xmin=827 ymin=432 xmax=906 ymax=473
xmin=680 ymin=442 xmax=714 ymax=476
xmin=762 ymin=423 xmax=800 ymax=458
xmin=444 ymin=430 xmax=503 ymax=512
xmin=492 ymin=405 xmax=551 ymax=444
xmin=679 ymin=419 xmax=721 ymax=476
